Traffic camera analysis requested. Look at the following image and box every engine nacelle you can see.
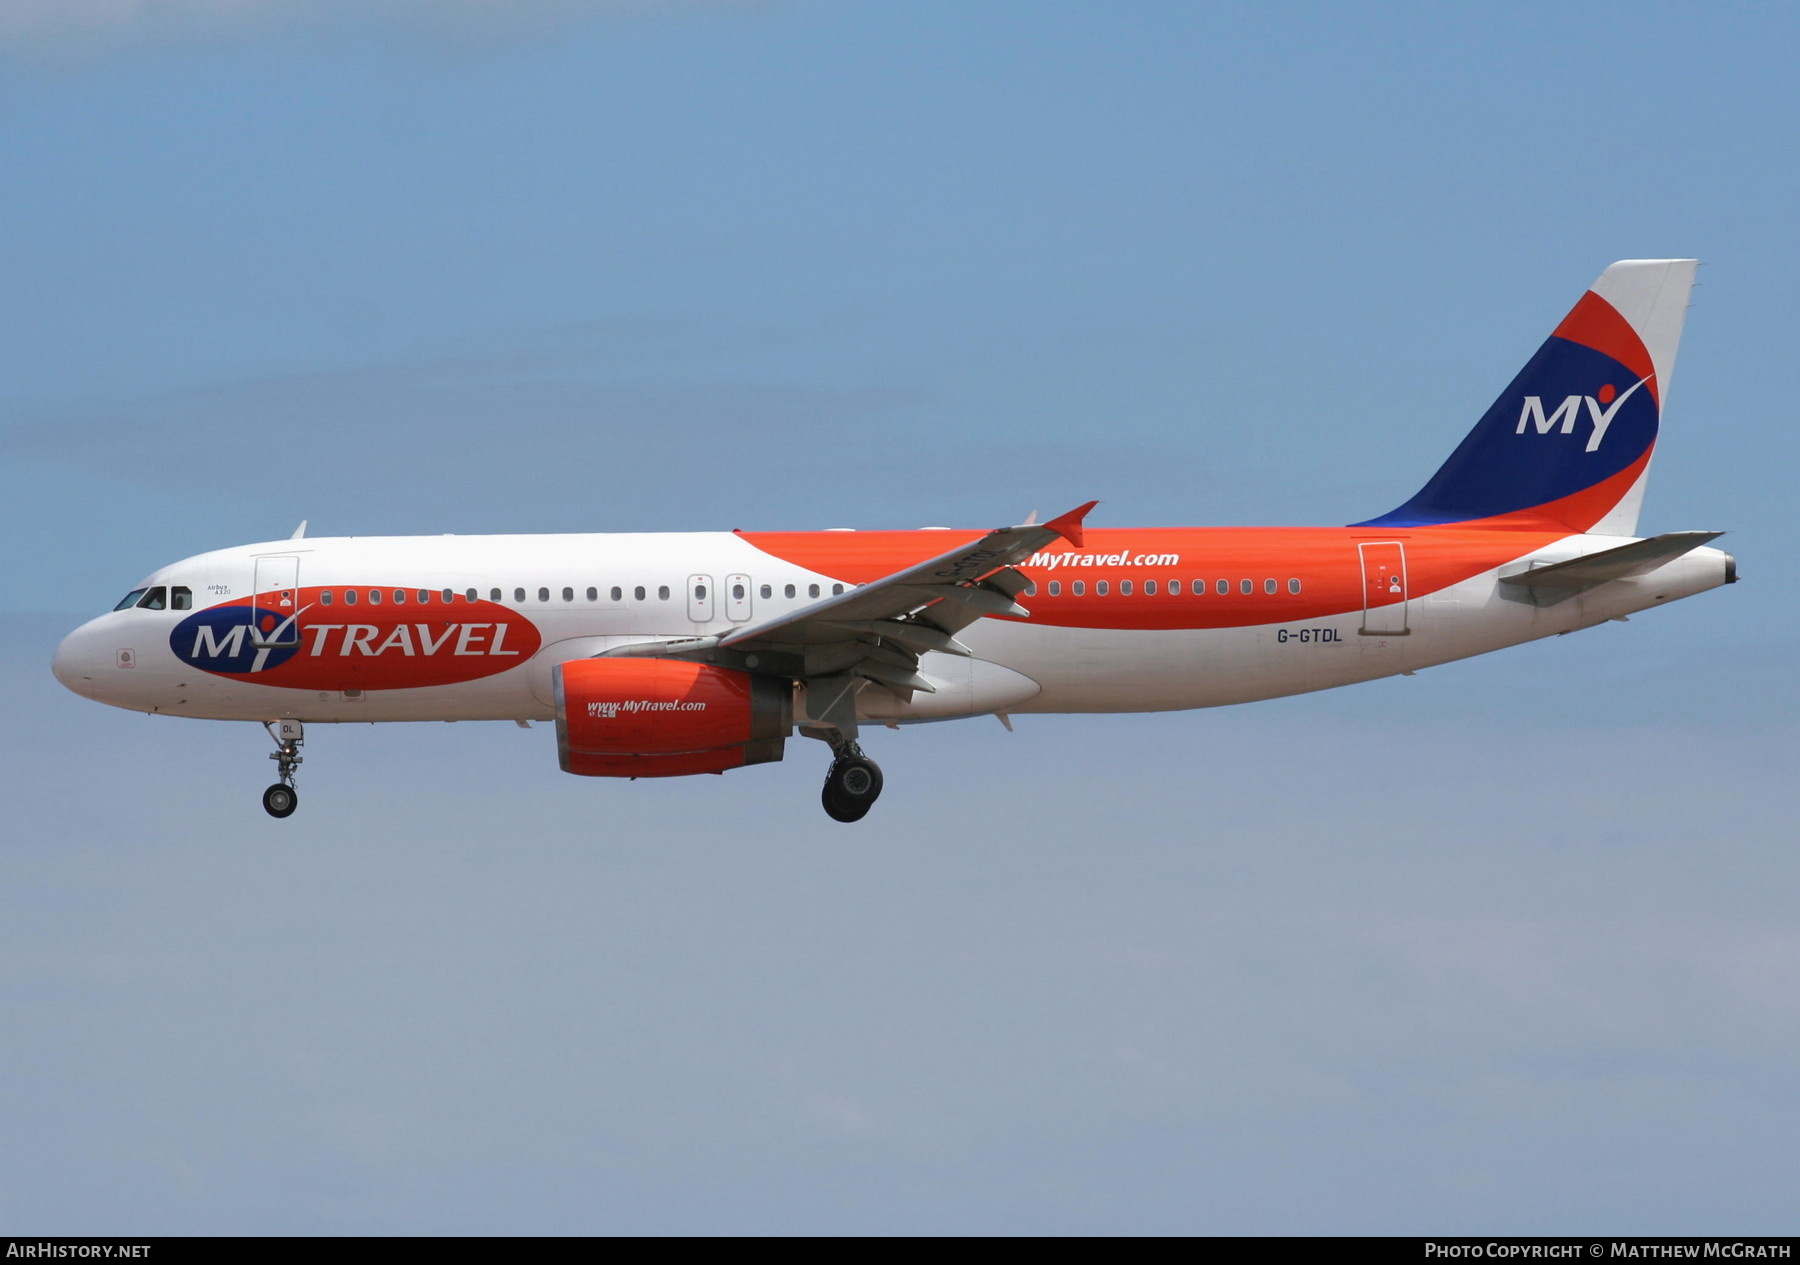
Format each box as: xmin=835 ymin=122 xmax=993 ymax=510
xmin=554 ymin=658 xmax=791 ymax=778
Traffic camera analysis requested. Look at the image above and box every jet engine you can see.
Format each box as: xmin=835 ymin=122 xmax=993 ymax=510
xmin=553 ymin=658 xmax=791 ymax=778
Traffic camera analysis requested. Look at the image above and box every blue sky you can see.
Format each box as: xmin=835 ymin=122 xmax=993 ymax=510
xmin=3 ymin=0 xmax=1796 ymax=1234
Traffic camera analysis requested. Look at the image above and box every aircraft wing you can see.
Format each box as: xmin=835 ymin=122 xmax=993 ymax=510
xmin=598 ymin=501 xmax=1095 ymax=698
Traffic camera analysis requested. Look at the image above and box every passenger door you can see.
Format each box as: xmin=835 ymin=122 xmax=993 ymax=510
xmin=252 ymin=555 xmax=303 ymax=646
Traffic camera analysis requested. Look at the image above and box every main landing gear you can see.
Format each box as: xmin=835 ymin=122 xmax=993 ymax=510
xmin=262 ymin=719 xmax=303 ymax=819
xmin=801 ymin=677 xmax=884 ymax=824
xmin=821 ymin=742 xmax=884 ymax=824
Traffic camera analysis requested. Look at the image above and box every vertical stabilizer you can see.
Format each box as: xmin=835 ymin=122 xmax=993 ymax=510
xmin=1358 ymin=259 xmax=1697 ymax=534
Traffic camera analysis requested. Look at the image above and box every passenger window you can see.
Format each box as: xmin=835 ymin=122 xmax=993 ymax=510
xmin=443 ymin=589 xmax=455 ymax=603
xmin=1120 ymin=580 xmax=1132 ymax=596
xmin=563 ymin=587 xmax=574 ymax=602
xmin=658 ymin=585 xmax=670 ymax=600
xmin=345 ymin=589 xmax=359 ymax=606
xmin=694 ymin=584 xmax=707 ymax=600
xmin=537 ymin=587 xmax=549 ymax=603
xmin=1072 ymin=581 xmax=1085 ymax=596
xmin=418 ymin=590 xmax=432 ymax=604
xmin=1096 ymin=581 xmax=1109 ymax=596
xmin=808 ymin=584 xmax=820 ymax=598
xmin=489 ymin=588 xmax=501 ymax=601
xmin=1264 ymin=579 xmax=1277 ymax=594
xmin=733 ymin=583 xmax=746 ymax=600
xmin=1048 ymin=581 xmax=1061 ymax=596
xmin=611 ymin=586 xmax=623 ymax=602
xmin=514 ymin=588 xmax=526 ymax=603
xmin=393 ymin=590 xmax=406 ymax=604
xmin=370 ymin=590 xmax=383 ymax=605
xmin=785 ymin=584 xmax=797 ymax=599
xmin=321 ymin=591 xmax=334 ymax=606
xmin=1289 ymin=578 xmax=1302 ymax=594
xmin=137 ymin=587 xmax=167 ymax=610
xmin=1216 ymin=580 xmax=1228 ymax=595
xmin=1144 ymin=580 xmax=1156 ymax=595
xmin=832 ymin=583 xmax=844 ymax=596
xmin=466 ymin=589 xmax=478 ymax=602
xmin=634 ymin=586 xmax=646 ymax=601
xmin=1240 ymin=579 xmax=1253 ymax=595
xmin=759 ymin=584 xmax=771 ymax=599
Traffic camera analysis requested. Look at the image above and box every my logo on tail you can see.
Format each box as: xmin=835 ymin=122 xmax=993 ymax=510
xmin=1516 ymin=375 xmax=1652 ymax=453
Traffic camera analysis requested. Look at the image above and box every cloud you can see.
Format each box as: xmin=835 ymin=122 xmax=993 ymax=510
xmin=0 ymin=320 xmax=1231 ymax=537
xmin=2 ymin=354 xmax=919 ymax=533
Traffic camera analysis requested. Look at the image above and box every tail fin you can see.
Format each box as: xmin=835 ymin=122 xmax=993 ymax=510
xmin=1357 ymin=259 xmax=1697 ymax=534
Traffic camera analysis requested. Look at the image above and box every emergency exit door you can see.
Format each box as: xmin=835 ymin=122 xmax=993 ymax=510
xmin=688 ymin=574 xmax=715 ymax=623
xmin=725 ymin=573 xmax=752 ymax=621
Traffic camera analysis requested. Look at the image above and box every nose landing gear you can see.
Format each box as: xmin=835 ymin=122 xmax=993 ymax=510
xmin=821 ymin=744 xmax=883 ymax=823
xmin=262 ymin=719 xmax=303 ymax=819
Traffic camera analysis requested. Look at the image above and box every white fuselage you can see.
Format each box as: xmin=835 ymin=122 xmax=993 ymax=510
xmin=51 ymin=528 xmax=1734 ymax=728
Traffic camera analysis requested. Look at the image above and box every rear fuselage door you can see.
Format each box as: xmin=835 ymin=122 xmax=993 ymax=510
xmin=1358 ymin=541 xmax=1410 ymax=636
xmin=687 ymin=574 xmax=715 ymax=624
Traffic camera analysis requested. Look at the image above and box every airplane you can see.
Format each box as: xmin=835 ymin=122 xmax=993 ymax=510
xmin=52 ymin=259 xmax=1734 ymax=823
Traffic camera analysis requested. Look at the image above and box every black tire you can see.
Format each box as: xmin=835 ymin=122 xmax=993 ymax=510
xmin=262 ymin=783 xmax=298 ymax=819
xmin=821 ymin=756 xmax=882 ymax=823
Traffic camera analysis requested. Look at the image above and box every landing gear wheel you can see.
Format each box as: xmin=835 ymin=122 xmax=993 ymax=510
xmin=261 ymin=720 xmax=304 ymax=819
xmin=262 ymin=783 xmax=298 ymax=819
xmin=821 ymin=756 xmax=883 ymax=823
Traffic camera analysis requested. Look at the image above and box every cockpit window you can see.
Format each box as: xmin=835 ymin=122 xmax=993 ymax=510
xmin=113 ymin=589 xmax=148 ymax=611
xmin=136 ymin=587 xmax=167 ymax=610
xmin=171 ymin=586 xmax=193 ymax=610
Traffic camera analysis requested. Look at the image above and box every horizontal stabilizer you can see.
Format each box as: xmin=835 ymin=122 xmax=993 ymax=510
xmin=1500 ymin=531 xmax=1723 ymax=594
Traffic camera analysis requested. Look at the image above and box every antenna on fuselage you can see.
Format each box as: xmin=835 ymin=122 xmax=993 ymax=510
xmin=289 ymin=520 xmax=308 ymax=540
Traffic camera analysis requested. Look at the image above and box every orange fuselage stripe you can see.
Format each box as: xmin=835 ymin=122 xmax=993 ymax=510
xmin=738 ymin=522 xmax=1573 ymax=632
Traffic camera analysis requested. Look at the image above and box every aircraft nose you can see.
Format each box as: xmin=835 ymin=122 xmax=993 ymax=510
xmin=52 ymin=624 xmax=97 ymax=698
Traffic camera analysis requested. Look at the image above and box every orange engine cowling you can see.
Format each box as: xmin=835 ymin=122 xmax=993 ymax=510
xmin=554 ymin=657 xmax=791 ymax=778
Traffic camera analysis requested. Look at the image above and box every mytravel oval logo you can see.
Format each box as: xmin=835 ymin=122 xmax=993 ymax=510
xmin=169 ymin=587 xmax=543 ymax=690
xmin=175 ymin=601 xmax=307 ymax=675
